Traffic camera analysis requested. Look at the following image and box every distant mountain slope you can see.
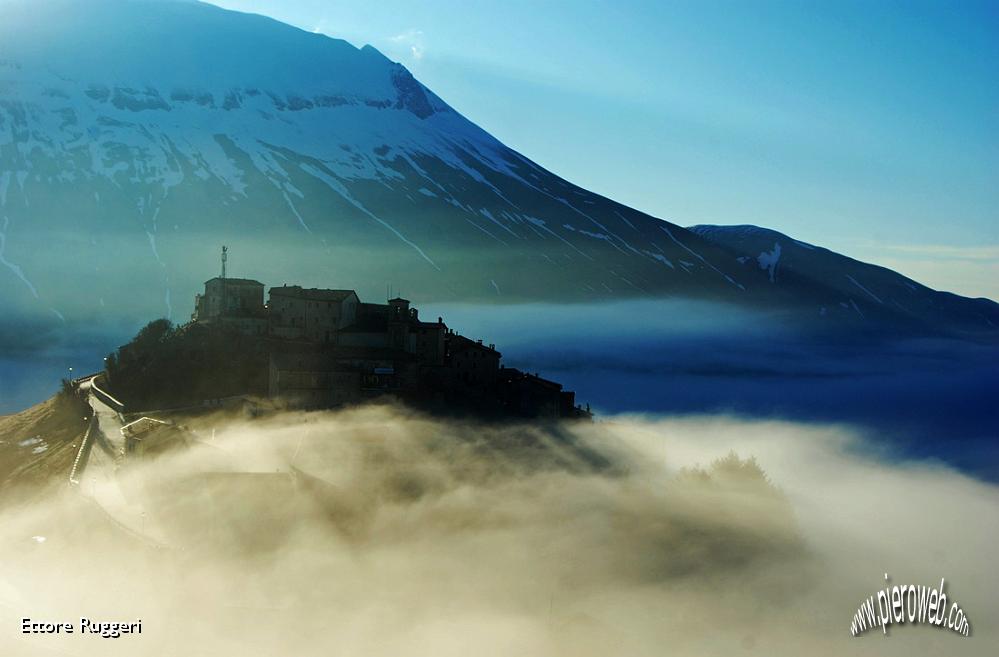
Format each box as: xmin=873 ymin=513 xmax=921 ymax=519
xmin=0 ymin=0 xmax=995 ymax=342
xmin=688 ymin=225 xmax=999 ymax=338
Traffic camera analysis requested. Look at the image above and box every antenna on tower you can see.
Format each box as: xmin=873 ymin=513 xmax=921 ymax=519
xmin=220 ymin=245 xmax=229 ymax=318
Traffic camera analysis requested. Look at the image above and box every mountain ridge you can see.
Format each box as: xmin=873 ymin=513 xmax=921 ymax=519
xmin=0 ymin=0 xmax=995 ymax=345
xmin=689 ymin=224 xmax=998 ymax=337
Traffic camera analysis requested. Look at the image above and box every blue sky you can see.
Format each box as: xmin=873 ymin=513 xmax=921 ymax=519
xmin=207 ymin=0 xmax=999 ymax=299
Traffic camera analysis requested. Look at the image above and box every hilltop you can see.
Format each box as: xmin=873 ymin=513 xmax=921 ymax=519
xmin=99 ymin=267 xmax=591 ymax=420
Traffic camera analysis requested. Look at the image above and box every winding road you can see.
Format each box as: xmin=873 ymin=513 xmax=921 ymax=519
xmin=72 ymin=377 xmax=167 ymax=546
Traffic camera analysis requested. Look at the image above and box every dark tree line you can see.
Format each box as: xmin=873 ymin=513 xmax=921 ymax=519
xmin=104 ymin=320 xmax=268 ymax=411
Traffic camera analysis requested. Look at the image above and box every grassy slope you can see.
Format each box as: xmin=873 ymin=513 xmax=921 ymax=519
xmin=0 ymin=394 xmax=89 ymax=499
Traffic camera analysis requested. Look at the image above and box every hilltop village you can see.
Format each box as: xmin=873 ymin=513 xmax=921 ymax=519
xmin=150 ymin=257 xmax=590 ymax=420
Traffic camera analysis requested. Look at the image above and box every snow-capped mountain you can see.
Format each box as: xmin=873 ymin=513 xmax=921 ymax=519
xmin=689 ymin=225 xmax=998 ymax=336
xmin=0 ymin=0 xmax=996 ymax=341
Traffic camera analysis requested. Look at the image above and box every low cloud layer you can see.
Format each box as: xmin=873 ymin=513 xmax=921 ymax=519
xmin=1 ymin=406 xmax=995 ymax=656
xmin=6 ymin=297 xmax=997 ymax=484
xmin=423 ymin=299 xmax=999 ymax=479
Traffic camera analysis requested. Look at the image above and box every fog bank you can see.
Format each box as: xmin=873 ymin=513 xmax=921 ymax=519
xmin=1 ymin=406 xmax=995 ymax=656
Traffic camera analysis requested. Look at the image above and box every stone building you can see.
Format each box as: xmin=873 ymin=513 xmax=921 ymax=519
xmin=268 ymin=286 xmax=359 ymax=343
xmin=268 ymin=297 xmax=432 ymax=406
xmin=447 ymin=335 xmax=501 ymax=389
xmin=187 ymin=261 xmax=587 ymax=419
xmin=497 ymin=368 xmax=586 ymax=419
xmin=268 ymin=344 xmax=417 ymax=408
xmin=192 ymin=277 xmax=268 ymax=335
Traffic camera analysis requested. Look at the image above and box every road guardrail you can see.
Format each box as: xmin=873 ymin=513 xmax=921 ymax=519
xmin=68 ymin=415 xmax=98 ymax=486
xmin=91 ymin=375 xmax=126 ymax=418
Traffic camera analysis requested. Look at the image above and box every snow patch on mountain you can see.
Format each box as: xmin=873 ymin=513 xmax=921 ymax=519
xmin=0 ymin=216 xmax=39 ymax=298
xmin=645 ymin=252 xmax=675 ymax=269
xmin=523 ymin=216 xmax=593 ymax=260
xmin=846 ymin=274 xmax=883 ymax=305
xmin=661 ymin=225 xmax=745 ymax=290
xmin=296 ymin=162 xmax=439 ymax=269
xmin=146 ymin=231 xmax=164 ymax=265
xmin=757 ymin=242 xmax=781 ymax=282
